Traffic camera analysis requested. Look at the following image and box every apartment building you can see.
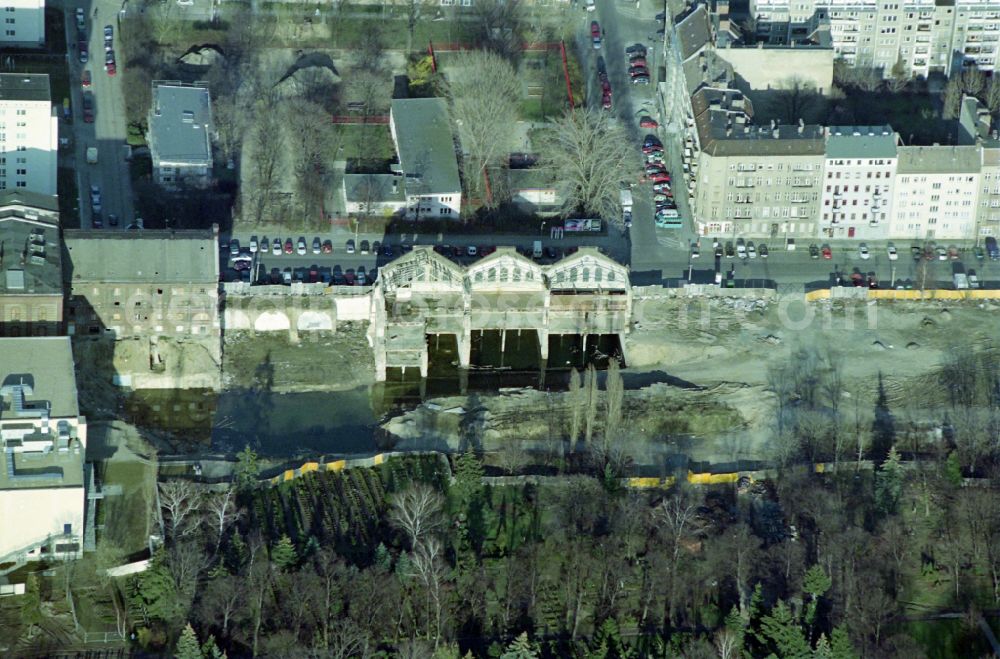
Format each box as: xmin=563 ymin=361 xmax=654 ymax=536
xmin=0 ymin=336 xmax=87 ymax=575
xmin=819 ymin=126 xmax=899 ymax=240
xmin=978 ymin=143 xmax=1000 ymax=237
xmin=0 ymin=190 xmax=62 ymax=336
xmin=63 ymin=228 xmax=220 ymax=339
xmin=749 ymin=0 xmax=1000 ymax=77
xmin=148 ymin=82 xmax=214 ymax=189
xmin=889 ymin=146 xmax=981 ymax=240
xmin=690 ymin=88 xmax=826 ymax=237
xmin=0 ymin=73 xmax=57 ymax=196
xmin=388 ymin=98 xmax=462 ymax=219
xmin=0 ymin=0 xmax=45 ymax=48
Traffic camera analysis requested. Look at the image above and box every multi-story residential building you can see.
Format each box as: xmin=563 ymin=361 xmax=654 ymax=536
xmin=0 ymin=190 xmax=62 ymax=335
xmin=690 ymin=88 xmax=826 ymax=238
xmin=749 ymin=0 xmax=1000 ymax=78
xmin=389 ymin=98 xmax=462 ymax=219
xmin=0 ymin=0 xmax=45 ymax=48
xmin=62 ymin=227 xmax=220 ymax=339
xmin=978 ymin=142 xmax=1000 ymax=237
xmin=889 ymin=145 xmax=981 ymax=240
xmin=148 ymin=81 xmax=214 ymax=189
xmin=0 ymin=73 xmax=57 ymax=196
xmin=819 ymin=125 xmax=898 ymax=240
xmin=0 ymin=336 xmax=87 ymax=575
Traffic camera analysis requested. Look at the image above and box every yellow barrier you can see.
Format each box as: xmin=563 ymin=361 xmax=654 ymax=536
xmin=802 ymin=288 xmax=1000 ymax=302
xmin=804 ymin=289 xmax=831 ymax=302
xmin=325 ymin=460 xmax=346 ymax=473
xmin=687 ymin=471 xmax=741 ymax=485
xmin=627 ymin=476 xmax=677 ymax=489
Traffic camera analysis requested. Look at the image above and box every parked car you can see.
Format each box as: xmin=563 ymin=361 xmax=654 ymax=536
xmin=322 ymin=240 xmax=333 ymax=254
xmin=948 ymin=245 xmax=959 ymax=260
xmin=691 ymin=244 xmax=700 ymax=259
xmin=272 ymin=238 xmax=282 ymax=255
xmin=628 ymin=58 xmax=647 ymax=68
xmin=631 ymin=75 xmax=651 ymax=85
xmin=969 ymin=269 xmax=981 ymax=288
xmin=467 ymin=245 xmax=478 ymax=257
xmin=312 ymin=237 xmax=321 ymax=254
xmin=591 ymin=21 xmax=602 ymax=49
xmin=887 ymin=244 xmax=898 ymax=260
xmin=382 ymin=243 xmax=394 ymax=257
xmin=108 ymin=213 xmax=118 ymax=227
xmin=602 ymin=91 xmax=612 ymax=110
xmin=858 ymin=243 xmax=869 ymax=260
xmin=81 ymin=70 xmax=91 ymax=88
xmin=937 ymin=245 xmax=947 ymax=260
xmin=284 ymin=239 xmax=294 ymax=254
xmin=92 ymin=212 xmax=103 ymax=228
xmin=911 ymin=245 xmax=922 ymax=261
xmin=629 ymin=67 xmax=649 ymax=78
xmin=986 ymin=236 xmax=1000 ymax=260
xmin=82 ymin=93 xmax=94 ymax=122
xmin=974 ymin=245 xmax=985 ymax=260
xmin=79 ymin=42 xmax=88 ymax=64
xmin=809 ymin=244 xmax=820 ymax=259
xmin=586 ymin=0 xmax=595 ymax=10
xmin=747 ymin=241 xmax=757 ymax=259
xmin=736 ymin=239 xmax=747 ymax=258
xmin=822 ymin=245 xmax=832 ymax=259
xmin=639 ymin=116 xmax=658 ymax=128
xmin=228 ymin=238 xmax=240 ymax=256
xmin=649 ymin=172 xmax=671 ymax=183
xmin=346 ymin=239 xmax=355 ymax=254
xmin=360 ymin=240 xmax=370 ymax=254
xmin=725 ymin=241 xmax=735 ymax=257
xmin=295 ymin=237 xmax=306 ymax=255
xmin=759 ymin=243 xmax=768 ymax=258
xmin=105 ymin=60 xmax=116 ymax=76
xmin=75 ymin=7 xmax=85 ymax=28
xmin=249 ymin=236 xmax=258 ymax=253
xmin=625 ymin=43 xmax=646 ymax=56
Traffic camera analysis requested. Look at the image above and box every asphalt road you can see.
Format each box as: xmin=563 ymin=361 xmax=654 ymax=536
xmin=61 ymin=0 xmax=134 ymax=230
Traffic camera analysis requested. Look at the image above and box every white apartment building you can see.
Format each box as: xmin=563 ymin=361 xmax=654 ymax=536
xmin=0 ymin=337 xmax=87 ymax=574
xmin=750 ymin=0 xmax=1000 ymax=77
xmin=820 ymin=126 xmax=898 ymax=240
xmin=389 ymin=98 xmax=462 ymax=219
xmin=0 ymin=74 xmax=57 ymax=197
xmin=0 ymin=0 xmax=45 ymax=48
xmin=148 ymin=82 xmax=214 ymax=189
xmin=889 ymin=145 xmax=981 ymax=241
xmin=978 ymin=144 xmax=1000 ymax=237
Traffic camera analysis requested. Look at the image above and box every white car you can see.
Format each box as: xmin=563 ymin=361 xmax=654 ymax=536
xmin=296 ymin=237 xmax=307 ymax=255
xmin=887 ymin=244 xmax=898 ymax=261
xmin=586 ymin=0 xmax=596 ymax=10
xmin=249 ymin=236 xmax=258 ymax=253
xmin=859 ymin=243 xmax=870 ymax=260
xmin=272 ymin=238 xmax=282 ymax=255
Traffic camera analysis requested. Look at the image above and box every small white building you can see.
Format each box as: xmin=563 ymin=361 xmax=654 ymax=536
xmin=889 ymin=146 xmax=981 ymax=242
xmin=0 ymin=337 xmax=87 ymax=574
xmin=819 ymin=126 xmax=898 ymax=241
xmin=388 ymin=98 xmax=462 ymax=220
xmin=0 ymin=0 xmax=45 ymax=49
xmin=0 ymin=74 xmax=57 ymax=196
xmin=148 ymin=81 xmax=214 ymax=189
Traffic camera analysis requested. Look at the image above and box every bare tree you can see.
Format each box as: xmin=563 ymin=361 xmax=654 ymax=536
xmin=389 ymin=483 xmax=445 ymax=549
xmin=653 ymin=493 xmax=698 ymax=626
xmin=403 ymin=0 xmax=435 ymax=53
xmin=887 ymin=57 xmax=910 ymax=93
xmin=715 ymin=628 xmax=742 ymax=659
xmin=769 ymin=75 xmax=820 ymax=125
xmin=158 ymin=480 xmax=202 ymax=540
xmin=536 ymin=110 xmax=642 ymax=228
xmin=943 ymin=76 xmax=964 ymax=120
xmin=206 ymin=487 xmax=241 ymax=554
xmin=408 ymin=537 xmax=448 ymax=648
xmin=987 ymin=76 xmax=1000 ymax=114
xmin=199 ymin=574 xmax=242 ymax=639
xmin=471 ymin=0 xmax=526 ymax=63
xmin=246 ymin=97 xmax=286 ymax=224
xmin=583 ymin=363 xmax=599 ymax=444
xmin=447 ymin=50 xmax=521 ymax=206
xmin=605 ymin=358 xmax=624 ymax=440
xmin=962 ymin=65 xmax=987 ymax=99
xmin=497 ymin=441 xmax=530 ymax=475
xmin=282 ymin=99 xmax=340 ymax=224
xmin=567 ymin=368 xmax=583 ymax=446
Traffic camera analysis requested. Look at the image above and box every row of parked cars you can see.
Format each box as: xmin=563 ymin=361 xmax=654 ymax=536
xmin=641 ymin=134 xmax=679 ymax=227
xmin=624 ymin=43 xmax=650 ymax=85
xmin=230 ymin=236 xmax=401 ymax=258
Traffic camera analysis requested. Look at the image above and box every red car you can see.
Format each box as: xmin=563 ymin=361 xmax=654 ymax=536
xmin=591 ymin=21 xmax=601 ymax=38
xmin=822 ymin=245 xmax=832 ymax=259
xmin=106 ymin=61 xmax=116 ymax=76
xmin=602 ymin=91 xmax=612 ymax=110
xmin=284 ymin=239 xmax=294 ymax=254
xmin=649 ymin=172 xmax=671 ymax=183
xmin=629 ymin=58 xmax=647 ymax=68
xmin=81 ymin=70 xmax=91 ymax=88
xmin=600 ymin=77 xmax=611 ymax=95
xmin=639 ymin=116 xmax=658 ymax=128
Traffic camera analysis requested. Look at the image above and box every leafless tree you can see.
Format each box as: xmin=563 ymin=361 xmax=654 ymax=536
xmin=536 ymin=110 xmax=641 ymax=228
xmin=605 ymin=358 xmax=624 ymax=440
xmin=158 ymin=480 xmax=202 ymax=540
xmin=246 ymin=97 xmax=286 ymax=224
xmin=447 ymin=50 xmax=521 ymax=206
xmin=199 ymin=574 xmax=242 ymax=639
xmin=471 ymin=0 xmax=526 ymax=63
xmin=205 ymin=487 xmax=241 ymax=554
xmin=833 ymin=61 xmax=882 ymax=92
xmin=887 ymin=57 xmax=910 ymax=93
xmin=497 ymin=441 xmax=530 ymax=475
xmin=769 ymin=75 xmax=821 ymax=125
xmin=962 ymin=65 xmax=987 ymax=99
xmin=943 ymin=76 xmax=964 ymax=120
xmin=408 ymin=537 xmax=449 ymax=648
xmin=567 ymin=368 xmax=583 ymax=446
xmin=715 ymin=628 xmax=741 ymax=659
xmin=583 ymin=363 xmax=599 ymax=444
xmin=653 ymin=493 xmax=698 ymax=626
xmin=282 ymin=98 xmax=339 ymax=224
xmin=987 ymin=76 xmax=1000 ymax=114
xmin=403 ymin=0 xmax=435 ymax=53
xmin=389 ymin=483 xmax=445 ymax=549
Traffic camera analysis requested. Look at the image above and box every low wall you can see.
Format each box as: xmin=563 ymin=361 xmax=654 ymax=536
xmin=267 ymin=451 xmax=450 ymax=485
xmin=806 ymin=287 xmax=1000 ymax=302
xmin=632 ymin=285 xmax=777 ymax=300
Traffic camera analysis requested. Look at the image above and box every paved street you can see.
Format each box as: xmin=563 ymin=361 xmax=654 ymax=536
xmin=60 ymin=0 xmax=134 ymax=229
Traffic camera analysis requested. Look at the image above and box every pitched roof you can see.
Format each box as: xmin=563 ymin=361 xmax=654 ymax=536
xmin=148 ymin=83 xmax=213 ymax=165
xmin=0 ymin=337 xmax=79 ymax=419
xmin=825 ymin=126 xmax=898 ymax=159
xmin=675 ymin=5 xmax=713 ymax=61
xmin=63 ymin=230 xmax=218 ymax=284
xmin=896 ymin=145 xmax=982 ymax=174
xmin=390 ymin=98 xmax=462 ymax=197
xmin=343 ymin=174 xmax=406 ymax=203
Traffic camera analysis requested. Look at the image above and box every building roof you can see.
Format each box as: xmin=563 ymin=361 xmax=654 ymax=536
xmin=675 ymin=5 xmax=713 ymax=61
xmin=343 ymin=174 xmax=406 ymax=204
xmin=682 ymin=49 xmax=734 ymax=95
xmin=63 ymin=230 xmax=218 ymax=284
xmin=0 ymin=337 xmax=79 ymax=419
xmin=896 ymin=145 xmax=982 ymax=174
xmin=0 ymin=74 xmax=50 ymax=103
xmin=0 ymin=206 xmax=62 ymax=297
xmin=0 ymin=190 xmax=59 ymax=216
xmin=148 ymin=82 xmax=213 ymax=165
xmin=692 ymin=87 xmax=825 ymax=157
xmin=825 ymin=126 xmax=898 ymax=159
xmin=390 ymin=98 xmax=462 ymax=197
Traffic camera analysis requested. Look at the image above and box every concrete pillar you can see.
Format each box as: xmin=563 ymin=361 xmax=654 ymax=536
xmin=617 ymin=333 xmax=628 ymax=368
xmin=538 ymin=329 xmax=549 ymax=360
xmin=459 ymin=366 xmax=469 ymax=395
xmin=419 ymin=346 xmax=429 ymax=379
xmin=582 ymin=333 xmax=588 ymax=357
xmin=500 ymin=329 xmax=507 ymax=354
xmin=457 ymin=330 xmax=471 ymax=369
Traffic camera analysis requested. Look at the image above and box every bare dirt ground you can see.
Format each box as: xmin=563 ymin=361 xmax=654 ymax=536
xmin=222 ymin=323 xmax=374 ymax=393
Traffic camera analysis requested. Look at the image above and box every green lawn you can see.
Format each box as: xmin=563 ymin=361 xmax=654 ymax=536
xmin=337 ymin=124 xmax=396 ymax=171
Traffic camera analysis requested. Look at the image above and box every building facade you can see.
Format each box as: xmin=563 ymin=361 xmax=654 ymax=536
xmin=63 ymin=228 xmax=220 ymax=339
xmin=0 ymin=337 xmax=87 ymax=574
xmin=889 ymin=146 xmax=981 ymax=240
xmin=978 ymin=144 xmax=1000 ymax=238
xmin=819 ymin=126 xmax=898 ymax=240
xmin=0 ymin=0 xmax=45 ymax=48
xmin=148 ymin=82 xmax=214 ymax=189
xmin=0 ymin=73 xmax=57 ymax=196
xmin=0 ymin=190 xmax=62 ymax=335
xmin=749 ymin=0 xmax=1000 ymax=78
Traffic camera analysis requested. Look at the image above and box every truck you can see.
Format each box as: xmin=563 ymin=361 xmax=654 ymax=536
xmin=86 ymin=147 xmax=98 ymax=164
xmin=953 ymin=273 xmax=969 ymax=290
xmin=620 ymin=188 xmax=633 ymax=226
xmin=532 ymin=241 xmax=543 ymax=258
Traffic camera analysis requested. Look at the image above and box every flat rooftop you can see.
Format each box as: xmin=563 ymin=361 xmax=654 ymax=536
xmin=149 ymin=83 xmax=213 ymax=164
xmin=0 ymin=444 xmax=85 ymax=490
xmin=0 ymin=74 xmax=51 ymax=103
xmin=0 ymin=337 xmax=79 ymax=419
xmin=390 ymin=98 xmax=462 ymax=197
xmin=0 ymin=213 xmax=62 ymax=297
xmin=64 ymin=229 xmax=218 ymax=285
xmin=826 ymin=126 xmax=898 ymax=160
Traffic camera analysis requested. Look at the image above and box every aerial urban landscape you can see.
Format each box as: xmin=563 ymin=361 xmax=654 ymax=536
xmin=4 ymin=0 xmax=1000 ymax=656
